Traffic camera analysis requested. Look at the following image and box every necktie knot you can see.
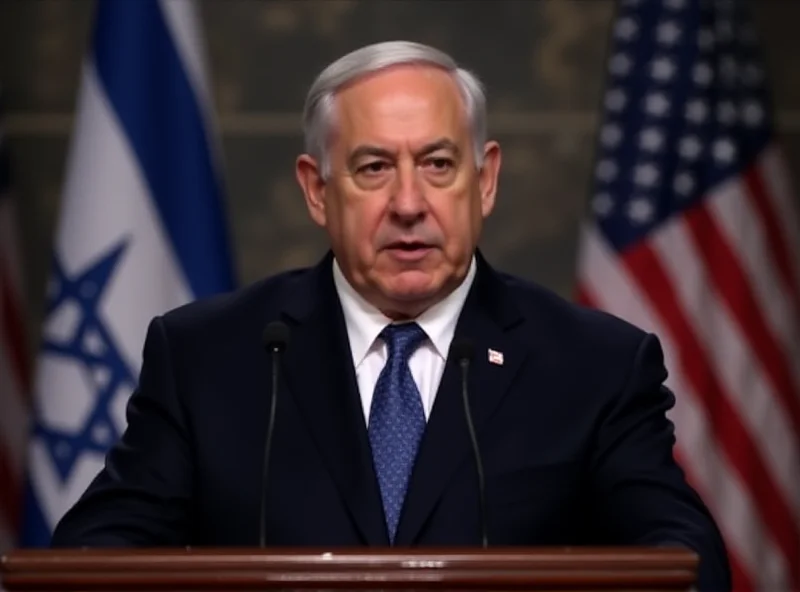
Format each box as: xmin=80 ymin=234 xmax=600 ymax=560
xmin=380 ymin=322 xmax=427 ymax=363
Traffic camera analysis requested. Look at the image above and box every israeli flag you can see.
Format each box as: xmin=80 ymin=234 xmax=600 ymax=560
xmin=21 ymin=0 xmax=235 ymax=546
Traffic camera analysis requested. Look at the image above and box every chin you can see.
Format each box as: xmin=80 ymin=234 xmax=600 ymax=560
xmin=381 ymin=273 xmax=442 ymax=303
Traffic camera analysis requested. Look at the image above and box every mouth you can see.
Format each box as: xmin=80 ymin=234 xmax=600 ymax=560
xmin=384 ymin=242 xmax=434 ymax=262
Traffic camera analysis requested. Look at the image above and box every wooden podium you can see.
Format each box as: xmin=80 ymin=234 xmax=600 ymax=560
xmin=1 ymin=547 xmax=697 ymax=591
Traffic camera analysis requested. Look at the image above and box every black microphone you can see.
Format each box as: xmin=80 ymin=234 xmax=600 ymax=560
xmin=259 ymin=321 xmax=290 ymax=547
xmin=451 ymin=338 xmax=488 ymax=548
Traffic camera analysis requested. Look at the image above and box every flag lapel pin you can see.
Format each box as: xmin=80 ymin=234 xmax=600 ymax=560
xmin=487 ymin=348 xmax=504 ymax=366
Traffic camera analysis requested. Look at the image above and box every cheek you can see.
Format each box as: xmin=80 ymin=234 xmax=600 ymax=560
xmin=336 ymin=195 xmax=386 ymax=252
xmin=430 ymin=191 xmax=478 ymax=243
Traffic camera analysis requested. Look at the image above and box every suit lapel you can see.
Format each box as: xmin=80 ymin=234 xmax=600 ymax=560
xmin=279 ymin=254 xmax=389 ymax=545
xmin=395 ymin=254 xmax=528 ymax=545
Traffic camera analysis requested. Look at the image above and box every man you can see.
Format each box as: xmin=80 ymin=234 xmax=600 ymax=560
xmin=51 ymin=41 xmax=731 ymax=590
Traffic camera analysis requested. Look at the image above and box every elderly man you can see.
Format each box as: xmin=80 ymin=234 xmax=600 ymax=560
xmin=52 ymin=41 xmax=731 ymax=591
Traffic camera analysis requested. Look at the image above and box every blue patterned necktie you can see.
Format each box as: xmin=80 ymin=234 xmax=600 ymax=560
xmin=368 ymin=322 xmax=428 ymax=543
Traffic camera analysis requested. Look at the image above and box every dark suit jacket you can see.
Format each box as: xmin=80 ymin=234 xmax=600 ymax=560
xmin=52 ymin=251 xmax=731 ymax=590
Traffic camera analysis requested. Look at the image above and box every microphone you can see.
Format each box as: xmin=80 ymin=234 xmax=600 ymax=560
xmin=451 ymin=338 xmax=488 ymax=548
xmin=259 ymin=321 xmax=290 ymax=547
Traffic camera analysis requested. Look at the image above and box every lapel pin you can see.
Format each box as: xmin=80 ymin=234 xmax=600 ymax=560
xmin=487 ymin=348 xmax=504 ymax=366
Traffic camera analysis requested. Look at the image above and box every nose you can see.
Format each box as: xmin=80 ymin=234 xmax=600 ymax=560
xmin=389 ymin=162 xmax=427 ymax=224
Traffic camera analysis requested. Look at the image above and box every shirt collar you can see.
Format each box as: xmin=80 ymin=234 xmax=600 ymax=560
xmin=332 ymin=256 xmax=477 ymax=367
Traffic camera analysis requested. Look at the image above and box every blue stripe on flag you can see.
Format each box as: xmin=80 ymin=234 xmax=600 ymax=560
xmin=92 ymin=0 xmax=235 ymax=297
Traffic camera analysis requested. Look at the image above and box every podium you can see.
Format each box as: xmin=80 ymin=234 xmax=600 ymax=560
xmin=1 ymin=547 xmax=697 ymax=590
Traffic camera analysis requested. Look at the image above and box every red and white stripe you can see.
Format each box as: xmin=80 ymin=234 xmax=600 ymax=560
xmin=0 ymin=190 xmax=30 ymax=554
xmin=576 ymin=143 xmax=800 ymax=591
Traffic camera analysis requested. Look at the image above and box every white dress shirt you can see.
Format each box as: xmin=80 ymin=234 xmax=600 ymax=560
xmin=332 ymin=257 xmax=476 ymax=425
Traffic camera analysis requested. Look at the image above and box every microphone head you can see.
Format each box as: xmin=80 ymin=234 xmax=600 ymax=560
xmin=451 ymin=338 xmax=475 ymax=363
xmin=262 ymin=321 xmax=290 ymax=352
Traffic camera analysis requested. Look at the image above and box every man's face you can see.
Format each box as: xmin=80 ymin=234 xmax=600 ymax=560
xmin=297 ymin=64 xmax=501 ymax=318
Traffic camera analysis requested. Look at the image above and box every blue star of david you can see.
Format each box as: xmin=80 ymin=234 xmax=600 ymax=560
xmin=32 ymin=240 xmax=137 ymax=481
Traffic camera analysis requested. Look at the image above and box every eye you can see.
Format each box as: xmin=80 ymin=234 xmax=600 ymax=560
xmin=423 ymin=157 xmax=455 ymax=172
xmin=357 ymin=160 xmax=391 ymax=175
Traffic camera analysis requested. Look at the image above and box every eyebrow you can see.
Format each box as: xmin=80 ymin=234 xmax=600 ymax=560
xmin=417 ymin=138 xmax=461 ymax=158
xmin=347 ymin=138 xmax=461 ymax=169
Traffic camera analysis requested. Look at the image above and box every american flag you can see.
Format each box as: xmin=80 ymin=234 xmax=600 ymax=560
xmin=575 ymin=0 xmax=800 ymax=590
xmin=0 ymin=90 xmax=30 ymax=553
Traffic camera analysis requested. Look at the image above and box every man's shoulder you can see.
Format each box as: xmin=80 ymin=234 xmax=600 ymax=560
xmin=157 ymin=264 xmax=315 ymax=337
xmin=490 ymin=268 xmax=666 ymax=392
xmin=494 ymin=268 xmax=650 ymax=352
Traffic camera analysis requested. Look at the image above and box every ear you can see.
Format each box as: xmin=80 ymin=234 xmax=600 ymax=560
xmin=478 ymin=140 xmax=501 ymax=218
xmin=295 ymin=154 xmax=327 ymax=227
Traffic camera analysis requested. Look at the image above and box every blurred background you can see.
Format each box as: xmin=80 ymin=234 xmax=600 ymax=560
xmin=0 ymin=1 xmax=798 ymax=591
xmin=3 ymin=0 xmax=798 ymax=331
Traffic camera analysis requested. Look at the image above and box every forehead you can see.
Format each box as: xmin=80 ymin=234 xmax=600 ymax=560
xmin=332 ymin=65 xmax=468 ymax=146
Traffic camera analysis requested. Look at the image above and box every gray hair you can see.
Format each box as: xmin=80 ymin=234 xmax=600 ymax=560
xmin=302 ymin=41 xmax=487 ymax=179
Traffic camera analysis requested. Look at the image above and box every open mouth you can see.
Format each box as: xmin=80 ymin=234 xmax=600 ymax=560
xmin=389 ymin=242 xmax=428 ymax=250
